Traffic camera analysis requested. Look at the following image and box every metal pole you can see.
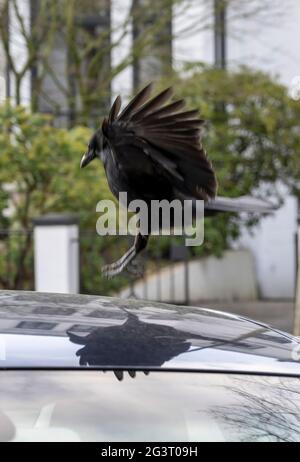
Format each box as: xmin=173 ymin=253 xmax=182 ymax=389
xmin=214 ymin=0 xmax=227 ymax=69
xmin=184 ymin=257 xmax=189 ymax=306
xmin=4 ymin=0 xmax=11 ymax=99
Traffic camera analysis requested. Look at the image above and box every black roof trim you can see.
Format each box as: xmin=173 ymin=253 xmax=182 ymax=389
xmin=32 ymin=214 xmax=79 ymax=226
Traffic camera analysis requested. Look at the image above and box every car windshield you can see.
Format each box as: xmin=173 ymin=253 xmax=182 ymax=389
xmin=0 ymin=371 xmax=300 ymax=442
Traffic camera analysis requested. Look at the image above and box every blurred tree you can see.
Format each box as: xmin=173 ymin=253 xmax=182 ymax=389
xmin=0 ymin=103 xmax=121 ymax=291
xmin=132 ymin=0 xmax=173 ymax=90
xmin=43 ymin=0 xmax=112 ymax=126
xmin=0 ymin=0 xmax=58 ymax=106
xmin=0 ymin=0 xmax=179 ymax=125
xmin=0 ymin=0 xmax=288 ymax=125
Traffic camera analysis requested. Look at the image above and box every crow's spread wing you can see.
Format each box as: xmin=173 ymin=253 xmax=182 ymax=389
xmin=103 ymin=83 xmax=218 ymax=201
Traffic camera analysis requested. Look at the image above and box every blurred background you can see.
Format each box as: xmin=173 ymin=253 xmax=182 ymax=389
xmin=0 ymin=0 xmax=299 ymax=332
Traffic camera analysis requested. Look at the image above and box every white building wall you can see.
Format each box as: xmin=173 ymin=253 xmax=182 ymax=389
xmin=227 ymin=0 xmax=300 ymax=87
xmin=34 ymin=224 xmax=79 ymax=294
xmin=120 ymin=250 xmax=258 ymax=303
xmin=172 ymin=0 xmax=300 ymax=89
xmin=173 ymin=0 xmax=214 ymax=69
xmin=235 ymin=195 xmax=298 ymax=299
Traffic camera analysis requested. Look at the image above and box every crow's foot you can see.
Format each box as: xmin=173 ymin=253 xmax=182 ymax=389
xmin=101 ymin=234 xmax=149 ymax=279
xmin=101 ymin=249 xmax=136 ymax=278
xmin=126 ymin=260 xmax=144 ymax=278
xmin=101 ymin=262 xmax=128 ymax=278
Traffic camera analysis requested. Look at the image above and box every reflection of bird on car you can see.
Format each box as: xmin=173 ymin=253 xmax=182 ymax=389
xmin=68 ymin=311 xmax=203 ymax=380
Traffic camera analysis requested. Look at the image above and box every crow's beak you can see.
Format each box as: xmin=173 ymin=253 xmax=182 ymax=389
xmin=80 ymin=151 xmax=95 ymax=169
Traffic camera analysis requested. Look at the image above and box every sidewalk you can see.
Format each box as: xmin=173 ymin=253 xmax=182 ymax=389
xmin=193 ymin=300 xmax=295 ymax=334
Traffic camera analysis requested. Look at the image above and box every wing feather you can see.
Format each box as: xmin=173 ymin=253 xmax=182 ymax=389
xmin=118 ymin=83 xmax=153 ymax=121
xmin=142 ymin=100 xmax=186 ymax=122
xmin=143 ymin=109 xmax=200 ymax=125
xmin=104 ymin=84 xmax=217 ymax=200
xmin=108 ymin=95 xmax=122 ymax=123
xmin=130 ymin=87 xmax=174 ymax=122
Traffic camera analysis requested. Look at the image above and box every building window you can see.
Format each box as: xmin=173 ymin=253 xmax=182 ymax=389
xmin=33 ymin=307 xmax=76 ymax=316
xmin=69 ymin=324 xmax=97 ymax=333
xmin=16 ymin=321 xmax=57 ymax=330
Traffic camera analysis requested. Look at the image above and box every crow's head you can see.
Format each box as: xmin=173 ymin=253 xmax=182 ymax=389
xmin=80 ymin=129 xmax=103 ymax=169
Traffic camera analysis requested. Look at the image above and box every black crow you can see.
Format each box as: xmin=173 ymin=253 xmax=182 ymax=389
xmin=80 ymin=83 xmax=272 ymax=277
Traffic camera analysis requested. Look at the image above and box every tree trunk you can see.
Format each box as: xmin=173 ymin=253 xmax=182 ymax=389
xmin=15 ymin=76 xmax=21 ymax=105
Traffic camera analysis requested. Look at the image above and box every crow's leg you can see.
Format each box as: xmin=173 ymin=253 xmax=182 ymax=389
xmin=126 ymin=259 xmax=144 ymax=278
xmin=102 ymin=234 xmax=149 ymax=278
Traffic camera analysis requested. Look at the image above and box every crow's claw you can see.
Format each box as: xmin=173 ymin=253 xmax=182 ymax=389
xmin=126 ymin=260 xmax=144 ymax=278
xmin=101 ymin=263 xmax=124 ymax=279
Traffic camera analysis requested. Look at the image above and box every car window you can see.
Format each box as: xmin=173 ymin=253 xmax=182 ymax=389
xmin=0 ymin=371 xmax=300 ymax=442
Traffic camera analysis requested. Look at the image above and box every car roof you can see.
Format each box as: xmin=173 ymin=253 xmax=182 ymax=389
xmin=0 ymin=290 xmax=299 ymax=376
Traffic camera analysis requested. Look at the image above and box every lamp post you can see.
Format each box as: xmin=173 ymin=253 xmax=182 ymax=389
xmin=214 ymin=0 xmax=227 ymax=69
